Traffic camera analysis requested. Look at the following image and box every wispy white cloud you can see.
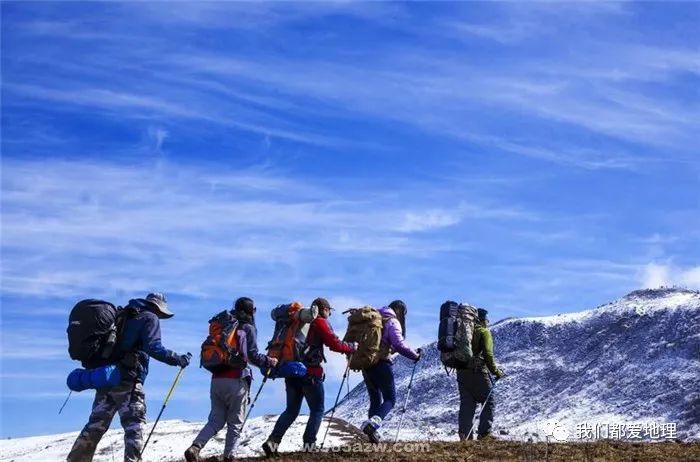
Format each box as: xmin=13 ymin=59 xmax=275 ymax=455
xmin=5 ymin=3 xmax=699 ymax=169
xmin=151 ymin=44 xmax=698 ymax=161
xmin=446 ymin=1 xmax=628 ymax=45
xmin=148 ymin=126 xmax=169 ymax=152
xmin=5 ymin=83 xmax=337 ymax=146
xmin=1 ymin=158 xmax=531 ymax=298
xmin=0 ymin=330 xmax=67 ymax=360
xmin=639 ymin=263 xmax=700 ymax=289
xmin=121 ymin=2 xmax=405 ymax=30
xmin=397 ymin=209 xmax=462 ymax=233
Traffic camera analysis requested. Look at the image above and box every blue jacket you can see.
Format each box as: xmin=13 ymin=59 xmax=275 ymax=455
xmin=117 ymin=299 xmax=179 ymax=383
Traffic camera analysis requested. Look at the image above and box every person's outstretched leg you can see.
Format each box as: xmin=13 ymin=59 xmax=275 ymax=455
xmin=301 ymin=375 xmax=325 ymax=447
xmin=457 ymin=370 xmax=477 ymax=439
xmin=362 ymin=368 xmax=382 ymax=418
xmin=264 ymin=378 xmax=303 ymax=456
xmin=67 ymin=389 xmax=118 ymax=462
xmin=186 ymin=378 xmax=228 ymax=461
xmin=475 ymin=374 xmax=495 ymax=438
xmin=223 ymin=378 xmax=248 ymax=459
xmin=374 ymin=361 xmax=396 ymax=419
xmin=117 ymin=382 xmax=147 ymax=462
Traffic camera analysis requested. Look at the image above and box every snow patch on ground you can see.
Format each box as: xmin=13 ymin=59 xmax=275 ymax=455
xmin=0 ymin=416 xmax=359 ymax=462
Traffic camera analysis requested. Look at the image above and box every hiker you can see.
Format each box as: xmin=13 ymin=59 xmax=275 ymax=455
xmin=262 ymin=297 xmax=357 ymax=456
xmin=67 ymin=293 xmax=190 ymax=462
xmin=185 ymin=297 xmax=278 ymax=462
xmin=361 ymin=300 xmax=421 ymax=443
xmin=457 ymin=308 xmax=504 ymax=441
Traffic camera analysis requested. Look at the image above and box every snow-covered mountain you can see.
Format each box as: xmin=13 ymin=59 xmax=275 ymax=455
xmin=334 ymin=288 xmax=700 ymax=442
xmin=1 ymin=415 xmax=361 ymax=462
xmin=4 ymin=288 xmax=698 ymax=461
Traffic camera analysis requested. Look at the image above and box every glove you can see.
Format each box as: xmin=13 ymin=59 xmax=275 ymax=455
xmin=176 ymin=353 xmax=192 ymax=368
xmin=495 ymin=368 xmax=505 ymax=380
xmin=348 ymin=342 xmax=358 ymax=353
xmin=414 ymin=348 xmax=423 ymax=362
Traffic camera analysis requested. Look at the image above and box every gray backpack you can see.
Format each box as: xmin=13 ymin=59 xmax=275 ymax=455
xmin=437 ymin=301 xmax=478 ymax=369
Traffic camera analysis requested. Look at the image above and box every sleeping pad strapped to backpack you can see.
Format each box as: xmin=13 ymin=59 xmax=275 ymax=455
xmin=266 ymin=302 xmax=313 ymax=378
xmin=66 ymin=299 xmax=134 ymax=391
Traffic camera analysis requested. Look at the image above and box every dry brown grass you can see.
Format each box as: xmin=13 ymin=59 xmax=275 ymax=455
xmin=199 ymin=439 xmax=700 ymax=462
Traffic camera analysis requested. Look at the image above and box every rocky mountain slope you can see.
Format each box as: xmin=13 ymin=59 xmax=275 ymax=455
xmin=334 ymin=288 xmax=700 ymax=442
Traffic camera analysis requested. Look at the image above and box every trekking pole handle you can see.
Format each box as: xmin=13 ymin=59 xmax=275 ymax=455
xmin=163 ymin=356 xmax=189 ymax=405
xmin=243 ymin=368 xmax=270 ymax=425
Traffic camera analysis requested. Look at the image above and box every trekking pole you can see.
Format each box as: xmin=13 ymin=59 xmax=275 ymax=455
xmin=58 ymin=390 xmax=72 ymax=414
xmin=320 ymin=358 xmax=352 ymax=450
xmin=137 ymin=353 xmax=191 ymax=461
xmin=241 ymin=367 xmax=271 ymax=430
xmin=465 ymin=376 xmax=500 ymax=441
xmin=394 ymin=351 xmax=421 ymax=443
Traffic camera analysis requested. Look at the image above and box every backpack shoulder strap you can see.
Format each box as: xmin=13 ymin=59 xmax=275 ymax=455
xmin=115 ymin=306 xmax=138 ymax=335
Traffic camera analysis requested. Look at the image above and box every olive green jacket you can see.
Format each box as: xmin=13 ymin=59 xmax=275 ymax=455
xmin=471 ymin=324 xmax=499 ymax=375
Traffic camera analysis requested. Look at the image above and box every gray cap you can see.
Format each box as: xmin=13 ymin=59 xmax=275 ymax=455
xmin=144 ymin=292 xmax=173 ymax=319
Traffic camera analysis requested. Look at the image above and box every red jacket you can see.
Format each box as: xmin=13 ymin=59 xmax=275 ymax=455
xmin=304 ymin=317 xmax=352 ymax=377
xmin=212 ymin=367 xmax=242 ymax=379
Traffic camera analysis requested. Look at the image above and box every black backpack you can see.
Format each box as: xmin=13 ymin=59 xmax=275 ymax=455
xmin=67 ymin=299 xmax=132 ymax=368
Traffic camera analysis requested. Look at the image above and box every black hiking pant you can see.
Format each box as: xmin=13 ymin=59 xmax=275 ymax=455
xmin=457 ymin=369 xmax=494 ymax=438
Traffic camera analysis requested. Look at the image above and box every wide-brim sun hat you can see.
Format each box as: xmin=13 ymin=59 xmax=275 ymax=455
xmin=144 ymin=292 xmax=174 ymax=318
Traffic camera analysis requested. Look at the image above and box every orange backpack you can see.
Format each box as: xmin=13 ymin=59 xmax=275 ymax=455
xmin=267 ymin=302 xmax=305 ymax=363
xmin=200 ymin=310 xmax=243 ymax=372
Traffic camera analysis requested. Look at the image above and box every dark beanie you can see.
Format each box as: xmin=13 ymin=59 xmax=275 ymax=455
xmin=234 ymin=297 xmax=255 ymax=315
xmin=477 ymin=308 xmax=489 ymax=321
xmin=389 ymin=300 xmax=407 ymax=313
xmin=312 ymin=297 xmax=331 ymax=311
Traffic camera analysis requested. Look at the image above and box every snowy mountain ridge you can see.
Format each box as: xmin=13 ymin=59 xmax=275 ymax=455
xmin=498 ymin=287 xmax=699 ymax=327
xmin=3 ymin=288 xmax=698 ymax=461
xmin=334 ymin=288 xmax=700 ymax=442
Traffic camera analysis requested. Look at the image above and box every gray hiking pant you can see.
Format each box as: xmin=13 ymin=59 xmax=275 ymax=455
xmin=67 ymin=380 xmax=146 ymax=462
xmin=193 ymin=377 xmax=249 ymax=457
xmin=457 ymin=369 xmax=495 ymax=438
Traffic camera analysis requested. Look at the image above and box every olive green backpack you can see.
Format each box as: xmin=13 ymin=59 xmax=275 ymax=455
xmin=342 ymin=306 xmax=384 ymax=371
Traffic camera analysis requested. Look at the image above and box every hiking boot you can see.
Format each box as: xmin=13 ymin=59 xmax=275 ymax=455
xmin=477 ymin=433 xmax=496 ymax=441
xmin=302 ymin=442 xmax=318 ymax=452
xmin=361 ymin=416 xmax=382 ymax=444
xmin=223 ymin=457 xmax=239 ymax=462
xmin=262 ymin=439 xmax=279 ymax=458
xmin=184 ymin=444 xmax=201 ymax=462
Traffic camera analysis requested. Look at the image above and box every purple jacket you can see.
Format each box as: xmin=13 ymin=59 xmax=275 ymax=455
xmin=378 ymin=306 xmax=420 ymax=361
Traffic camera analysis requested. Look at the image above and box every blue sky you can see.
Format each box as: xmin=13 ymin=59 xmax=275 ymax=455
xmin=1 ymin=1 xmax=699 ymax=438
